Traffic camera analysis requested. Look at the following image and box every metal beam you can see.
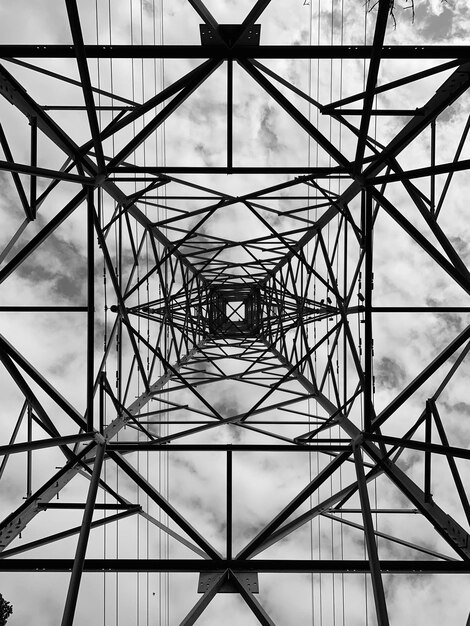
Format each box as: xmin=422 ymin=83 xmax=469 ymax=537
xmin=354 ymin=0 xmax=391 ymax=172
xmin=61 ymin=442 xmax=106 ymax=626
xmin=354 ymin=446 xmax=390 ymax=626
xmin=0 ymin=559 xmax=469 ymax=573
xmin=65 ymin=0 xmax=105 ymax=171
xmin=1 ymin=45 xmax=470 ymax=58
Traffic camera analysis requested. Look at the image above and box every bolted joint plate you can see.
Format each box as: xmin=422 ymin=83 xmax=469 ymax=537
xmin=200 ymin=24 xmax=261 ymax=47
xmin=198 ymin=571 xmax=259 ymax=594
xmin=445 ymin=514 xmax=470 ymax=550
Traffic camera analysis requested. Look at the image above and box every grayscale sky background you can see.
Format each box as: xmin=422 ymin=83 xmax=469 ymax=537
xmin=1 ymin=1 xmax=470 ymax=624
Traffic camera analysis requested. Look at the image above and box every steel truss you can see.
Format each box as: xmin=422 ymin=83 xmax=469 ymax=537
xmin=1 ymin=0 xmax=470 ymax=624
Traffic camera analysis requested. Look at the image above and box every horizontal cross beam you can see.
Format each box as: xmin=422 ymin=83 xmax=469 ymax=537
xmin=1 ymin=45 xmax=469 ymax=59
xmin=0 ymin=559 xmax=468 ymax=573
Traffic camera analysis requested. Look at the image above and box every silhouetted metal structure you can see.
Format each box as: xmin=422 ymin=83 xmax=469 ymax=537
xmin=1 ymin=1 xmax=470 ymax=624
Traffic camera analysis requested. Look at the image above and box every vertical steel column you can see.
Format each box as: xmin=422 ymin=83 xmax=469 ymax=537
xmin=26 ymin=403 xmax=32 ymax=497
xmin=99 ymin=372 xmax=105 ymax=434
xmin=86 ymin=188 xmax=95 ymax=432
xmin=362 ymin=189 xmax=373 ymax=431
xmin=227 ymin=59 xmax=233 ymax=169
xmin=353 ymin=445 xmax=389 ymax=626
xmin=29 ymin=115 xmax=37 ymax=220
xmin=117 ymin=204 xmax=123 ymax=405
xmin=431 ymin=120 xmax=436 ymax=215
xmin=424 ymin=399 xmax=432 ymax=502
xmin=61 ymin=441 xmax=106 ymax=626
xmin=227 ymin=448 xmax=232 ymax=559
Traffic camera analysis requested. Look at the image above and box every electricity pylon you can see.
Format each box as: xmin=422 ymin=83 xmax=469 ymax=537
xmin=1 ymin=1 xmax=470 ymax=624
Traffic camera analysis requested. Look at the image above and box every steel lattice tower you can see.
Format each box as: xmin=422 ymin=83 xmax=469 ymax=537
xmin=1 ymin=1 xmax=470 ymax=624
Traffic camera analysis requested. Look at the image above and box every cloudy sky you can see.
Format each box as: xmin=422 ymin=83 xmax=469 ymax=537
xmin=1 ymin=0 xmax=470 ymax=624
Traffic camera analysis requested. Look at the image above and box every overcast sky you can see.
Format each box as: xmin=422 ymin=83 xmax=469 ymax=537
xmin=1 ymin=1 xmax=470 ymax=625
